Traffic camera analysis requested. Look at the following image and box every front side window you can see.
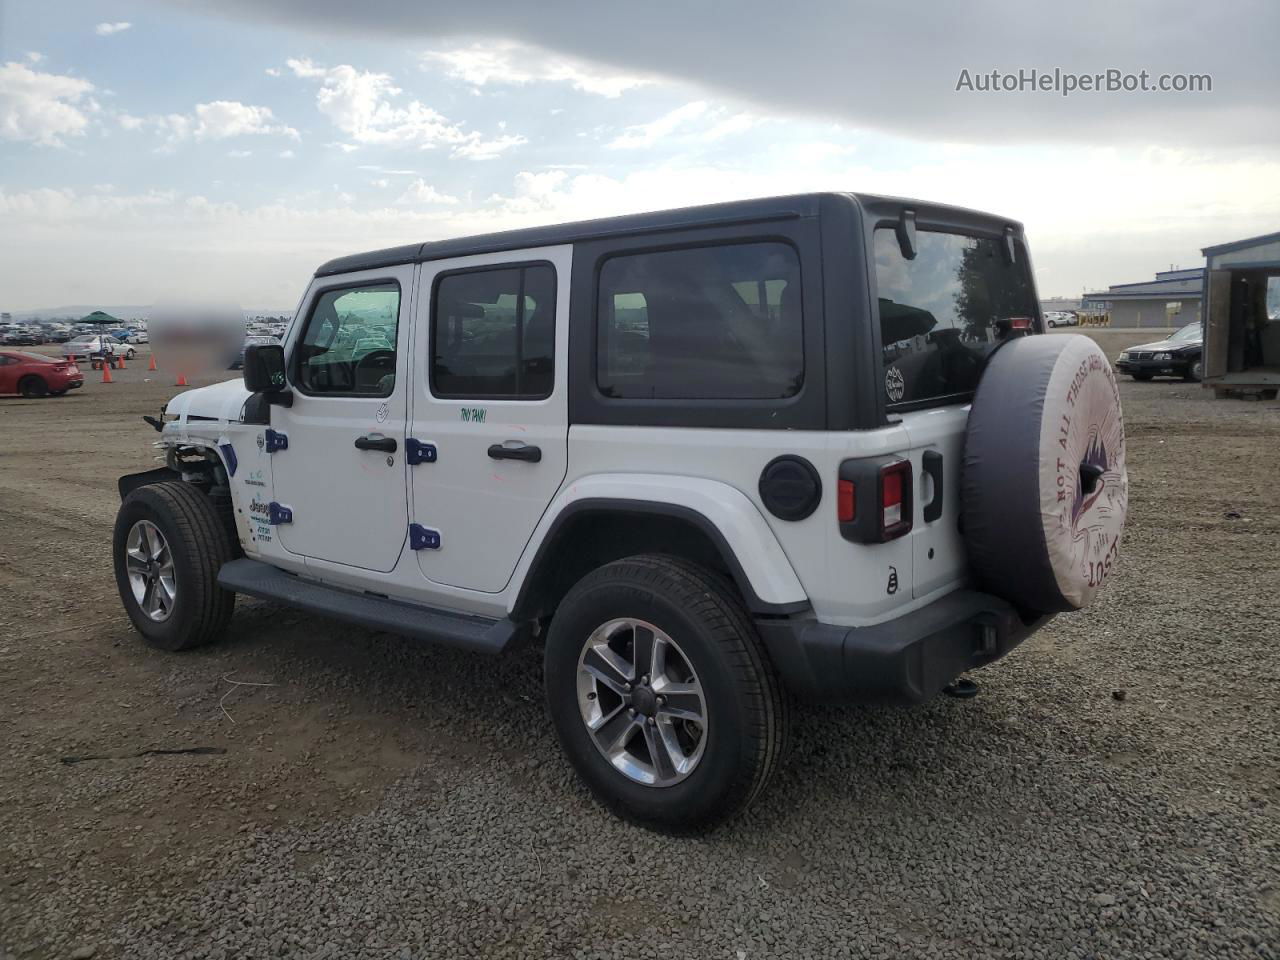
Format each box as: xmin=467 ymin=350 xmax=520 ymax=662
xmin=296 ymin=283 xmax=400 ymax=396
xmin=875 ymin=229 xmax=1037 ymax=406
xmin=597 ymin=242 xmax=803 ymax=400
xmin=431 ymin=264 xmax=556 ymax=399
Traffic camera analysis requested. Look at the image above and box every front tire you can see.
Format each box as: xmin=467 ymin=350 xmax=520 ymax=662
xmin=113 ymin=481 xmax=236 ymax=651
xmin=1185 ymin=358 xmax=1203 ymax=382
xmin=1132 ymin=372 xmax=1154 ymax=381
xmin=544 ymin=555 xmax=788 ymax=831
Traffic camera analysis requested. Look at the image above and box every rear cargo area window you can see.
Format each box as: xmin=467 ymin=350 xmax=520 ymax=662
xmin=874 ymin=228 xmax=1036 ymax=406
xmin=597 ymin=242 xmax=803 ymax=400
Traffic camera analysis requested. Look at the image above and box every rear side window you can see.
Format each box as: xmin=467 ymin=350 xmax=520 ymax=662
xmin=432 ymin=264 xmax=556 ymax=399
xmin=296 ymin=283 xmax=400 ymax=396
xmin=874 ymin=229 xmax=1036 ymax=407
xmin=597 ymin=242 xmax=803 ymax=400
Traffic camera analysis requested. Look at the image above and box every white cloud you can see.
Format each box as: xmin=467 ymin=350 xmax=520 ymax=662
xmin=193 ymin=100 xmax=298 ymax=140
xmin=121 ymin=100 xmax=299 ymax=145
xmin=264 ymin=67 xmax=281 ymax=77
xmin=370 ymin=178 xmax=389 ymax=188
xmin=608 ymin=101 xmax=709 ymax=149
xmin=451 ymin=133 xmax=528 ymax=160
xmin=421 ymin=41 xmax=651 ymax=98
xmin=227 ymin=149 xmax=253 ymax=158
xmin=285 ymin=57 xmax=524 ymax=159
xmin=398 ymin=179 xmax=459 ymax=205
xmin=278 ymin=149 xmax=295 ymax=158
xmin=25 ymin=52 xmax=44 ymax=63
xmin=94 ymin=22 xmax=132 ymax=36
xmin=0 ymin=61 xmax=96 ymax=146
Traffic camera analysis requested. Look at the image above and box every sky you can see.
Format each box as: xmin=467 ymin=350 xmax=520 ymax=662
xmin=2 ymin=0 xmax=1278 ymax=312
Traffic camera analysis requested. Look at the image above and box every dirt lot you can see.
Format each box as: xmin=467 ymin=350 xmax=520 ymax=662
xmin=1 ymin=331 xmax=1277 ymax=960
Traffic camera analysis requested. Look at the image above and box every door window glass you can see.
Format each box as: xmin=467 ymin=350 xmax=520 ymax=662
xmin=597 ymin=242 xmax=803 ymax=400
xmin=431 ymin=264 xmax=556 ymax=399
xmin=296 ymin=283 xmax=400 ymax=396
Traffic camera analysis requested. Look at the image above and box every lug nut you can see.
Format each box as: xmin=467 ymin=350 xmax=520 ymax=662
xmin=628 ymin=708 xmax=636 ymax=718
xmin=648 ymin=717 xmax=656 ymax=725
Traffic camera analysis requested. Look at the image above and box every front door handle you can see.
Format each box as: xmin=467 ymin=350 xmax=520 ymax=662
xmin=488 ymin=441 xmax=542 ymax=463
xmin=354 ymin=434 xmax=397 ymax=453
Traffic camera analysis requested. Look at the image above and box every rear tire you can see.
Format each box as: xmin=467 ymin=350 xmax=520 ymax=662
xmin=18 ymin=376 xmax=48 ymax=398
xmin=544 ymin=555 xmax=789 ymax=832
xmin=113 ymin=481 xmax=236 ymax=651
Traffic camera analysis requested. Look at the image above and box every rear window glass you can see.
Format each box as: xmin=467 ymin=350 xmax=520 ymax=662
xmin=874 ymin=229 xmax=1036 ymax=406
xmin=597 ymin=242 xmax=803 ymax=400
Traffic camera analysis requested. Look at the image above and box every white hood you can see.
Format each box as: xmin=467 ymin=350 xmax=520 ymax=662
xmin=165 ymin=377 xmax=253 ymax=424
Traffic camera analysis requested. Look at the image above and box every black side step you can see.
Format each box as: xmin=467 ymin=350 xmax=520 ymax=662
xmin=217 ymin=558 xmax=515 ymax=655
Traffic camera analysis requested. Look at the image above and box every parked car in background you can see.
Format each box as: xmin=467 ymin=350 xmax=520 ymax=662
xmin=0 ymin=351 xmax=84 ymax=396
xmin=62 ymin=335 xmax=136 ymax=360
xmin=1044 ymin=311 xmax=1079 ymax=328
xmin=126 ymin=330 xmax=150 ymax=344
xmin=1116 ymin=321 xmax=1203 ymax=381
xmin=1 ymin=328 xmax=43 ymax=345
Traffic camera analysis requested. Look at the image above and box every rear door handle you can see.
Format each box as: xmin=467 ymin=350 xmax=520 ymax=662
xmin=922 ymin=450 xmax=944 ymax=523
xmin=354 ymin=434 xmax=397 ymax=453
xmin=488 ymin=441 xmax=542 ymax=463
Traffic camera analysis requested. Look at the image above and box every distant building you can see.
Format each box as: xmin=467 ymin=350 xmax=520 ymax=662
xmin=1201 ymin=230 xmax=1280 ymax=396
xmin=1082 ymin=267 xmax=1202 ymax=329
xmin=1039 ymin=296 xmax=1082 ymax=314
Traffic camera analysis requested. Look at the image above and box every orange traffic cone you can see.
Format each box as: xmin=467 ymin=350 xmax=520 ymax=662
xmin=175 ymin=372 xmax=188 ymax=387
xmin=117 ymin=354 xmax=126 ymax=369
xmin=148 ymin=353 xmax=157 ymax=372
xmin=101 ymin=361 xmax=113 ymax=383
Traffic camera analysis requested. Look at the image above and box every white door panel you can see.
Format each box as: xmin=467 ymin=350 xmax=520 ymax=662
xmin=409 ymin=246 xmax=571 ymax=593
xmin=270 ymin=265 xmax=414 ymax=574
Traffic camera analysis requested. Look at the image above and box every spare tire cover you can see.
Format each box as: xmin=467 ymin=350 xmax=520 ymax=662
xmin=962 ymin=334 xmax=1127 ymax=612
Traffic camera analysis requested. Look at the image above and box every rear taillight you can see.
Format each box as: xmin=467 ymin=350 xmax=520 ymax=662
xmin=837 ymin=479 xmax=856 ymax=523
xmin=879 ymin=460 xmax=912 ymax=540
xmin=837 ymin=457 xmax=913 ymax=543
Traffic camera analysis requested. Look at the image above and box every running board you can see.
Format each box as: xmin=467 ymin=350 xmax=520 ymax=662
xmin=217 ymin=558 xmax=515 ymax=655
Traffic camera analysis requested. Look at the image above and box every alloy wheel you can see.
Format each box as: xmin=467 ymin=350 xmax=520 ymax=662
xmin=125 ymin=520 xmax=177 ymax=621
xmin=576 ymin=618 xmax=708 ymax=787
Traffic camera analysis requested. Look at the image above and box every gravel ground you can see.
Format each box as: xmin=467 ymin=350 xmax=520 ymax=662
xmin=1 ymin=333 xmax=1277 ymax=959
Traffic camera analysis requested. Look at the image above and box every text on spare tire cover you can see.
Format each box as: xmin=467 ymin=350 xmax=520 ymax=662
xmin=1053 ymin=351 xmax=1125 ymax=594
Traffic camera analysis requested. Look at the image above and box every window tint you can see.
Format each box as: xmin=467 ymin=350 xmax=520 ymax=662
xmin=296 ymin=283 xmax=400 ymax=396
xmin=431 ymin=264 xmax=556 ymax=399
xmin=874 ymin=229 xmax=1036 ymax=406
xmin=597 ymin=242 xmax=803 ymax=400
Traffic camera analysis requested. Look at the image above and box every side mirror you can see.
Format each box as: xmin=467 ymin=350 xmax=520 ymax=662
xmin=243 ymin=343 xmax=287 ymax=393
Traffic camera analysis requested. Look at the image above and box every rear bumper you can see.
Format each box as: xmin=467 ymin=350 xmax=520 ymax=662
xmin=756 ymin=590 xmax=1051 ymax=704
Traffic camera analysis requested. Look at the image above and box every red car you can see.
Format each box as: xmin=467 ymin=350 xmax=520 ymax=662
xmin=0 ymin=351 xmax=85 ymax=397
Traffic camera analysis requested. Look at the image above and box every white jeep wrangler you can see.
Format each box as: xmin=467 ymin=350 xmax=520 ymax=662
xmin=113 ymin=194 xmax=1128 ymax=830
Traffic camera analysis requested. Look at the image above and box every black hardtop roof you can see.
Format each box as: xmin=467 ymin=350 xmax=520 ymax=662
xmin=314 ymin=191 xmax=1023 ymax=277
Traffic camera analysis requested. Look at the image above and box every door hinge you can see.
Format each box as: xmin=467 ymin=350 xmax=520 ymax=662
xmin=263 ymin=428 xmax=288 ymax=453
xmin=405 ymin=438 xmax=437 ymax=465
xmin=409 ymin=523 xmax=441 ymax=550
xmin=268 ymin=502 xmax=293 ymax=525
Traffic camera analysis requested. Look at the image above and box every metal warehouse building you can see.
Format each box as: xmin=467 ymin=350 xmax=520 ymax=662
xmin=1202 ymin=230 xmax=1280 ymax=398
xmin=1082 ymin=268 xmax=1202 ymax=329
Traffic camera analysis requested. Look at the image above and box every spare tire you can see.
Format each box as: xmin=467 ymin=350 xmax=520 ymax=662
xmin=962 ymin=334 xmax=1127 ymax=612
